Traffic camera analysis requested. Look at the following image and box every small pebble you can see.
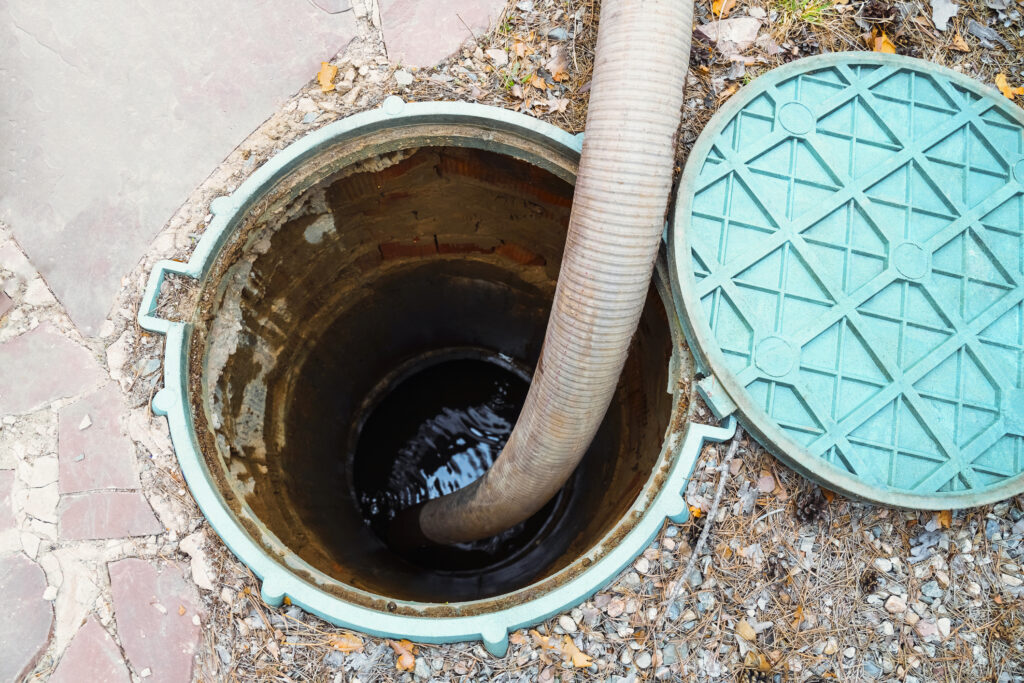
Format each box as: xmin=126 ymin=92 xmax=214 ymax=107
xmin=558 ymin=615 xmax=577 ymax=633
xmin=884 ymin=596 xmax=906 ymax=614
xmin=394 ymin=70 xmax=413 ymax=86
xmin=874 ymin=558 xmax=893 ymax=573
xmin=843 ymin=647 xmax=856 ymax=658
xmin=635 ymin=651 xmax=652 ymax=669
xmin=547 ymin=27 xmax=569 ymax=40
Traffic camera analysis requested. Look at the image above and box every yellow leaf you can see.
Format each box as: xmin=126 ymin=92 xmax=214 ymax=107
xmin=328 ymin=633 xmax=364 ymax=653
xmin=689 ymin=505 xmax=703 ymax=519
xmin=995 ymin=73 xmax=1024 ymax=99
xmin=560 ymin=636 xmax=594 ymax=668
xmin=318 ymin=62 xmax=339 ymax=92
xmin=712 ymin=0 xmax=737 ymax=17
xmin=736 ymin=618 xmax=757 ymax=642
xmin=283 ymin=596 xmax=292 ymax=606
xmin=387 ymin=639 xmax=418 ymax=672
xmin=871 ymin=31 xmax=896 ymax=53
xmin=178 ymin=605 xmax=186 ymax=616
xmin=791 ymin=605 xmax=804 ymax=631
xmin=950 ymin=32 xmax=969 ymax=52
xmin=530 ymin=630 xmax=593 ymax=668
xmin=937 ymin=510 xmax=952 ymax=528
xmin=743 ymin=651 xmax=772 ymax=671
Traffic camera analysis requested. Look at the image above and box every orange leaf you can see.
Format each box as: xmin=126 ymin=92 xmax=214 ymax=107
xmin=822 ymin=488 xmax=835 ymax=503
xmin=560 ymin=636 xmax=594 ymax=668
xmin=178 ymin=605 xmax=186 ymax=616
xmin=689 ymin=505 xmax=704 ymax=519
xmin=937 ymin=510 xmax=952 ymax=528
xmin=328 ymin=633 xmax=364 ymax=653
xmin=545 ymin=47 xmax=569 ymax=82
xmin=318 ymin=62 xmax=339 ymax=92
xmin=950 ymin=32 xmax=969 ymax=52
xmin=995 ymin=73 xmax=1024 ymax=99
xmin=871 ymin=31 xmax=896 ymax=53
xmin=530 ymin=630 xmax=592 ymax=667
xmin=387 ymin=639 xmax=418 ymax=672
xmin=791 ymin=605 xmax=804 ymax=631
xmin=513 ymin=41 xmax=530 ymax=58
xmin=509 ymin=631 xmax=528 ymax=646
xmin=528 ymin=74 xmax=547 ymax=90
xmin=712 ymin=0 xmax=737 ymax=17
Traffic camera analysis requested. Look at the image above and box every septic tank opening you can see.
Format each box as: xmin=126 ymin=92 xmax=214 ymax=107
xmin=189 ymin=142 xmax=674 ymax=606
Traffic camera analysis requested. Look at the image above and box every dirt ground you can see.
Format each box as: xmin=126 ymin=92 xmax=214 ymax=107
xmin=122 ymin=0 xmax=1024 ymax=680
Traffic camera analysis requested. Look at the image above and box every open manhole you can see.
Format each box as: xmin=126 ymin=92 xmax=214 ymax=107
xmin=140 ymin=99 xmax=735 ymax=652
xmin=671 ymin=54 xmax=1024 ymax=508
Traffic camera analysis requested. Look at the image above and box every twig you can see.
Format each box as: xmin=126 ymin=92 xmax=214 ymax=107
xmin=456 ymin=13 xmax=479 ymax=43
xmin=661 ymin=425 xmax=744 ymax=618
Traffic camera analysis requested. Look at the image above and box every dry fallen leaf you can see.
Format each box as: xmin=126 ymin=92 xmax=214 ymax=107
xmin=528 ymin=74 xmax=548 ymax=90
xmin=712 ymin=0 xmax=737 ymax=17
xmin=513 ymin=40 xmax=530 ymax=58
xmin=328 ymin=633 xmax=364 ymax=653
xmin=718 ymin=83 xmax=740 ymax=101
xmin=387 ymin=639 xmax=418 ymax=671
xmin=689 ymin=505 xmax=704 ymax=519
xmin=821 ymin=488 xmax=835 ymax=503
xmin=791 ymin=605 xmax=805 ymax=631
xmin=509 ymin=631 xmax=528 ymax=646
xmin=560 ymin=636 xmax=594 ymax=668
xmin=870 ymin=31 xmax=897 ymax=53
xmin=318 ymin=62 xmax=339 ymax=92
xmin=529 ymin=630 xmax=593 ymax=668
xmin=950 ymin=31 xmax=969 ymax=51
xmin=178 ymin=605 xmax=186 ymax=616
xmin=736 ymin=618 xmax=757 ymax=641
xmin=546 ymin=98 xmax=570 ymax=114
xmin=545 ymin=46 xmax=569 ymax=82
xmin=743 ymin=651 xmax=772 ymax=671
xmin=995 ymin=73 xmax=1024 ymax=99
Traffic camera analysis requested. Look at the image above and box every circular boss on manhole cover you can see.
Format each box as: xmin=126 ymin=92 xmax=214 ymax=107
xmin=671 ymin=54 xmax=1024 ymax=508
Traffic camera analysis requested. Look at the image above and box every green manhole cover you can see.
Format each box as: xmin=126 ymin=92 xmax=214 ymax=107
xmin=670 ymin=54 xmax=1024 ymax=508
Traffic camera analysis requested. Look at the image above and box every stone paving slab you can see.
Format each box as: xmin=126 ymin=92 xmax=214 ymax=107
xmin=60 ymin=491 xmax=163 ymax=540
xmin=0 ymin=470 xmax=14 ymax=533
xmin=0 ymin=1 xmax=357 ymax=335
xmin=380 ymin=0 xmax=507 ymax=67
xmin=0 ymin=554 xmax=54 ymax=682
xmin=59 ymin=382 xmax=140 ymax=493
xmin=110 ymin=559 xmax=203 ymax=683
xmin=0 ymin=323 xmax=106 ymax=415
xmin=49 ymin=616 xmax=132 ymax=683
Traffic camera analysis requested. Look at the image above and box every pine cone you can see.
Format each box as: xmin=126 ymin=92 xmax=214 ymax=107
xmin=794 ymin=488 xmax=826 ymax=524
xmin=861 ymin=0 xmax=896 ymax=23
xmin=737 ymin=668 xmax=773 ymax=683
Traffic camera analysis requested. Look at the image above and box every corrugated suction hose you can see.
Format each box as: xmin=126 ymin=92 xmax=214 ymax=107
xmin=394 ymin=0 xmax=694 ymax=545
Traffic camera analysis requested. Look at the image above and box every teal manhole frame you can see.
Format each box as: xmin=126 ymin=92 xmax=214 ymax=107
xmin=139 ymin=97 xmax=736 ymax=655
xmin=670 ymin=53 xmax=1024 ymax=510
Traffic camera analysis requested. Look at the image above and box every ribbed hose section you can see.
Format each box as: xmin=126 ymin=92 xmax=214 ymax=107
xmin=412 ymin=0 xmax=693 ymax=545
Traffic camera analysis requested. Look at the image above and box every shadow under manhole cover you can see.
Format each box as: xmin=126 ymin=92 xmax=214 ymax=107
xmin=670 ymin=53 xmax=1024 ymax=509
xmin=139 ymin=99 xmax=735 ymax=653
